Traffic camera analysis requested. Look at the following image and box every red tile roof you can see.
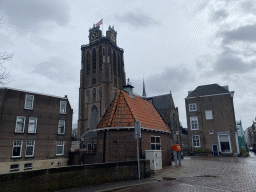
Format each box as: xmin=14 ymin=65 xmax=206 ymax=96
xmin=97 ymin=90 xmax=170 ymax=132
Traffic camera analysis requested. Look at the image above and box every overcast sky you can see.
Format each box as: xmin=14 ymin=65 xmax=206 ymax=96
xmin=1 ymin=0 xmax=256 ymax=130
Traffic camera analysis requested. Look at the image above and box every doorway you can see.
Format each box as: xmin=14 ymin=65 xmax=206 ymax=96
xmin=212 ymin=144 xmax=218 ymax=156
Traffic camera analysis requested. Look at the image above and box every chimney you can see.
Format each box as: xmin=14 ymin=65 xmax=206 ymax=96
xmin=142 ymin=78 xmax=146 ymax=98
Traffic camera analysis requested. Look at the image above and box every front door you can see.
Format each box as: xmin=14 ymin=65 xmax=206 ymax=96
xmin=213 ymin=144 xmax=218 ymax=156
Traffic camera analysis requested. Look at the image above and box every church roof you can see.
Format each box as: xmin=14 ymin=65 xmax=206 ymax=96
xmin=187 ymin=84 xmax=230 ymax=98
xmin=147 ymin=94 xmax=173 ymax=109
xmin=81 ymin=130 xmax=97 ymax=138
xmin=97 ymin=90 xmax=169 ymax=132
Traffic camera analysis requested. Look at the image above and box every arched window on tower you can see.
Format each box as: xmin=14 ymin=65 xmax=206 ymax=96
xmin=82 ymin=51 xmax=85 ymax=69
xmin=99 ymin=46 xmax=102 ymax=72
xmin=92 ymin=48 xmax=96 ymax=74
xmin=90 ymin=105 xmax=99 ymax=129
xmin=113 ymin=50 xmax=116 ymax=75
xmin=86 ymin=51 xmax=90 ymax=75
xmin=99 ymin=87 xmax=102 ymax=101
xmin=93 ymin=88 xmax=96 ymax=102
xmin=118 ymin=54 xmax=121 ymax=78
xmin=86 ymin=90 xmax=90 ymax=103
xmin=107 ymin=47 xmax=111 ymax=64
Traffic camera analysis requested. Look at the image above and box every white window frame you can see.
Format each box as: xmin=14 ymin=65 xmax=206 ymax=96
xmin=24 ymin=94 xmax=34 ymax=110
xmin=205 ymin=110 xmax=213 ymax=120
xmin=58 ymin=120 xmax=65 ymax=134
xmin=192 ymin=135 xmax=200 ymax=148
xmin=28 ymin=117 xmax=37 ymax=133
xmin=10 ymin=164 xmax=19 ymax=171
xmin=209 ymin=129 xmax=213 ymax=134
xmin=56 ymin=141 xmax=64 ymax=156
xmin=60 ymin=101 xmax=67 ymax=114
xmin=12 ymin=140 xmax=23 ymax=158
xmin=217 ymin=133 xmax=232 ymax=153
xmin=24 ymin=163 xmax=33 ymax=170
xmin=25 ymin=140 xmax=35 ymax=157
xmin=15 ymin=116 xmax=26 ymax=133
xmin=151 ymin=136 xmax=161 ymax=150
xmin=188 ymin=103 xmax=197 ymax=112
xmin=190 ymin=116 xmax=199 ymax=130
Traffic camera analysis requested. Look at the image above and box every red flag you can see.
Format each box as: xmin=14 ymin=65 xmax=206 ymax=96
xmin=96 ymin=19 xmax=103 ymax=26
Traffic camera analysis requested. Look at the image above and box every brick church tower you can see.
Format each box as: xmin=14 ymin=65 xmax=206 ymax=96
xmin=78 ymin=24 xmax=126 ymax=137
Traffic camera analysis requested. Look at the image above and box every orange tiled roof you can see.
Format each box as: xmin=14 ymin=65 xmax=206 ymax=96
xmin=97 ymin=90 xmax=169 ymax=132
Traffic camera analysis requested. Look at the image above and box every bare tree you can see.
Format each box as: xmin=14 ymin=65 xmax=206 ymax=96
xmin=71 ymin=124 xmax=78 ymax=141
xmin=0 ymin=52 xmax=12 ymax=85
xmin=0 ymin=16 xmax=12 ymax=85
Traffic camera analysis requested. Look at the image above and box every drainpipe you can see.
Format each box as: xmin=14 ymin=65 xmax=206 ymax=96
xmin=103 ymin=130 xmax=106 ymax=163
xmin=235 ymin=131 xmax=240 ymax=155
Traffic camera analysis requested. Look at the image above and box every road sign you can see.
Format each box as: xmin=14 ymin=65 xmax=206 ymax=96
xmin=134 ymin=121 xmax=141 ymax=139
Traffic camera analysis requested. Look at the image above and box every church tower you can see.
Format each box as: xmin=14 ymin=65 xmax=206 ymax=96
xmin=78 ymin=24 xmax=126 ymax=137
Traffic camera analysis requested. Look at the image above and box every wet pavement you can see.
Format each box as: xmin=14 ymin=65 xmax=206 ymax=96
xmin=58 ymin=152 xmax=256 ymax=192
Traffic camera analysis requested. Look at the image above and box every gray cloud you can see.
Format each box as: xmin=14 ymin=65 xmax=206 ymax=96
xmin=141 ymin=65 xmax=194 ymax=96
xmin=209 ymin=9 xmax=228 ymax=23
xmin=33 ymin=58 xmax=75 ymax=83
xmin=114 ymin=11 xmax=161 ymax=27
xmin=213 ymin=48 xmax=256 ymax=74
xmin=219 ymin=24 xmax=256 ymax=44
xmin=241 ymin=0 xmax=256 ymax=15
xmin=0 ymin=0 xmax=70 ymax=31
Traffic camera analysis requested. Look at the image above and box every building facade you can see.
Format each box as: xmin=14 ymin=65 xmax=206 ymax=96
xmin=245 ymin=120 xmax=256 ymax=150
xmin=96 ymin=85 xmax=172 ymax=166
xmin=0 ymin=88 xmax=73 ymax=174
xmin=78 ymin=25 xmax=126 ymax=138
xmin=146 ymin=92 xmax=181 ymax=145
xmin=185 ymin=84 xmax=239 ymax=156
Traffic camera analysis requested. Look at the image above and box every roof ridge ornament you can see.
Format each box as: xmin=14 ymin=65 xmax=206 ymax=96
xmin=142 ymin=76 xmax=146 ymax=98
xmin=127 ymin=78 xmax=132 ymax=86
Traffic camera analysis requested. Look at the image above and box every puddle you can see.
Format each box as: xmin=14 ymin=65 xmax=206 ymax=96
xmin=163 ymin=177 xmax=177 ymax=181
xmin=196 ymin=175 xmax=218 ymax=178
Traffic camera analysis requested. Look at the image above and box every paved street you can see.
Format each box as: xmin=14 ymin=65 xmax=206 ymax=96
xmin=117 ymin=152 xmax=256 ymax=192
xmin=58 ymin=152 xmax=256 ymax=192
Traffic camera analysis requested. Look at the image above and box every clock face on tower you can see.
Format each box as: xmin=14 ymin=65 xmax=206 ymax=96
xmin=90 ymin=31 xmax=99 ymax=41
xmin=110 ymin=33 xmax=116 ymax=43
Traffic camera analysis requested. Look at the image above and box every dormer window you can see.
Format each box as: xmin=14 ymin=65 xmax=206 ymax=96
xmin=24 ymin=94 xmax=34 ymax=110
xmin=60 ymin=101 xmax=67 ymax=114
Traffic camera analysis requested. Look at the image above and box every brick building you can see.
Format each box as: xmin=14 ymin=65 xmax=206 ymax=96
xmin=78 ymin=24 xmax=126 ymax=138
xmin=95 ymin=85 xmax=172 ymax=166
xmin=146 ymin=92 xmax=181 ymax=145
xmin=185 ymin=84 xmax=239 ymax=156
xmin=245 ymin=120 xmax=256 ymax=150
xmin=0 ymin=88 xmax=73 ymax=174
xmin=80 ymin=130 xmax=97 ymax=152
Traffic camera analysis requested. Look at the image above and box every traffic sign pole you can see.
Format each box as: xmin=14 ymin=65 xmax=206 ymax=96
xmin=134 ymin=121 xmax=141 ymax=179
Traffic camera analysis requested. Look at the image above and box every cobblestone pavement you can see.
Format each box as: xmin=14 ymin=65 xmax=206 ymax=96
xmin=58 ymin=152 xmax=256 ymax=192
xmin=116 ymin=152 xmax=256 ymax=192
